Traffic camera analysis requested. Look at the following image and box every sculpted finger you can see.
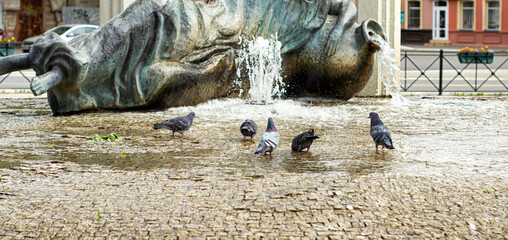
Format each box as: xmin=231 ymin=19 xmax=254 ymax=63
xmin=325 ymin=43 xmax=332 ymax=57
xmin=30 ymin=67 xmax=64 ymax=96
xmin=330 ymin=45 xmax=337 ymax=56
xmin=326 ymin=40 xmax=337 ymax=57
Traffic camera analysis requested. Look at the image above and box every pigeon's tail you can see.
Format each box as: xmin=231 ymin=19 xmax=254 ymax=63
xmin=254 ymin=149 xmax=265 ymax=155
xmin=255 ymin=139 xmax=277 ymax=154
xmin=241 ymin=129 xmax=252 ymax=136
xmin=254 ymin=144 xmax=268 ymax=154
xmin=240 ymin=126 xmax=251 ymax=134
xmin=241 ymin=124 xmax=255 ymax=133
xmin=152 ymin=123 xmax=170 ymax=130
xmin=384 ymin=138 xmax=395 ymax=149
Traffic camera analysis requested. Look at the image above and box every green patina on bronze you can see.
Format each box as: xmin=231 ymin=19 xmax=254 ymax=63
xmin=0 ymin=0 xmax=385 ymax=114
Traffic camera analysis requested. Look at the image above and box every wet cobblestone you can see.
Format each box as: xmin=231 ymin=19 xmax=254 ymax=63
xmin=0 ymin=161 xmax=506 ymax=239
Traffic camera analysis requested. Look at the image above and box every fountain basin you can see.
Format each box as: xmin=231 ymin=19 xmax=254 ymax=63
xmin=1 ymin=95 xmax=506 ymax=178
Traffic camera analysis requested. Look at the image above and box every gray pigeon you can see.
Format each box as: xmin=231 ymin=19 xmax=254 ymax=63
xmin=368 ymin=112 xmax=394 ymax=151
xmin=153 ymin=112 xmax=195 ymax=137
xmin=240 ymin=119 xmax=258 ymax=141
xmin=255 ymin=118 xmax=280 ymax=155
xmin=291 ymin=129 xmax=319 ymax=152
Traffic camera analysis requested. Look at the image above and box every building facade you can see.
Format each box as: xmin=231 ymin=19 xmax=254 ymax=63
xmin=0 ymin=0 xmax=99 ymax=41
xmin=401 ymin=0 xmax=508 ymax=46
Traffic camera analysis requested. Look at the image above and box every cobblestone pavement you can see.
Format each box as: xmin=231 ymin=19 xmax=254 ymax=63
xmin=0 ymin=161 xmax=506 ymax=239
xmin=1 ymin=96 xmax=507 ymax=239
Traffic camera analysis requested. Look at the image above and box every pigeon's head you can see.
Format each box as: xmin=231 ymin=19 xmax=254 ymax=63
xmin=187 ymin=112 xmax=196 ymax=120
xmin=368 ymin=112 xmax=382 ymax=125
xmin=266 ymin=117 xmax=277 ymax=131
xmin=308 ymin=129 xmax=319 ymax=138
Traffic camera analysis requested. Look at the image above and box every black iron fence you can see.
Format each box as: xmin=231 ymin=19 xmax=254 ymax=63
xmin=400 ymin=49 xmax=508 ymax=94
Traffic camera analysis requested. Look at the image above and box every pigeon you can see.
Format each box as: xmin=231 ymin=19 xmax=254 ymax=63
xmin=368 ymin=112 xmax=395 ymax=151
xmin=254 ymin=117 xmax=280 ymax=155
xmin=291 ymin=129 xmax=319 ymax=152
xmin=240 ymin=119 xmax=258 ymax=141
xmin=152 ymin=112 xmax=195 ymax=137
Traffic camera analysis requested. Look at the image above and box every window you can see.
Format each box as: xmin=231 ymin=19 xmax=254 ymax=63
xmin=434 ymin=1 xmax=447 ymax=7
xmin=487 ymin=1 xmax=500 ymax=30
xmin=462 ymin=1 xmax=474 ymax=30
xmin=408 ymin=1 xmax=421 ymax=29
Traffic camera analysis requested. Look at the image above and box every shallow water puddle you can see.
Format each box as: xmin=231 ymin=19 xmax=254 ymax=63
xmin=0 ymin=96 xmax=507 ymax=179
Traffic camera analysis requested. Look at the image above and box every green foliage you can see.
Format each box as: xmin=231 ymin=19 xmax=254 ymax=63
xmin=97 ymin=209 xmax=103 ymax=220
xmin=87 ymin=133 xmax=123 ymax=142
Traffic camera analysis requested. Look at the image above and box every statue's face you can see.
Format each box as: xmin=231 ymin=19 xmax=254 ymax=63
xmin=191 ymin=0 xmax=244 ymax=41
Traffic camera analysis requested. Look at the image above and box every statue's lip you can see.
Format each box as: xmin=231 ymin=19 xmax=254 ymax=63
xmin=361 ymin=19 xmax=386 ymax=49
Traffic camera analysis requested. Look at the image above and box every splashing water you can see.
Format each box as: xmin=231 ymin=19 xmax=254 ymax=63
xmin=235 ymin=37 xmax=285 ymax=104
xmin=373 ymin=36 xmax=407 ymax=104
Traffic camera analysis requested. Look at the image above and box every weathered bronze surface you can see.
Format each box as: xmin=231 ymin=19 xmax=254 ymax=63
xmin=0 ymin=0 xmax=385 ymax=114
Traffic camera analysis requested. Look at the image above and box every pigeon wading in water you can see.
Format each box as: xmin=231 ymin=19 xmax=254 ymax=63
xmin=152 ymin=112 xmax=195 ymax=137
xmin=255 ymin=118 xmax=280 ymax=155
xmin=291 ymin=129 xmax=319 ymax=152
xmin=368 ymin=112 xmax=394 ymax=151
xmin=240 ymin=119 xmax=258 ymax=141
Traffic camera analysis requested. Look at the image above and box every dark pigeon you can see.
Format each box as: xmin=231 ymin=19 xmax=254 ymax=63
xmin=153 ymin=112 xmax=195 ymax=137
xmin=368 ymin=112 xmax=394 ymax=151
xmin=291 ymin=129 xmax=319 ymax=152
xmin=240 ymin=119 xmax=258 ymax=141
xmin=255 ymin=118 xmax=280 ymax=155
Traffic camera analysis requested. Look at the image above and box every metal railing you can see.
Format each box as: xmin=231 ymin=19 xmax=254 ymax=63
xmin=400 ymin=49 xmax=508 ymax=94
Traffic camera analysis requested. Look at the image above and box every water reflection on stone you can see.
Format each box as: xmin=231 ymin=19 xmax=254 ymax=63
xmin=0 ymin=96 xmax=507 ymax=179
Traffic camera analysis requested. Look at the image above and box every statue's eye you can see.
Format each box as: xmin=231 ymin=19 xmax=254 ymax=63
xmin=205 ymin=0 xmax=217 ymax=5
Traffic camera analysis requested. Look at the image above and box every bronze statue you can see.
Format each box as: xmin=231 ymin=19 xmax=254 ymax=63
xmin=0 ymin=0 xmax=385 ymax=114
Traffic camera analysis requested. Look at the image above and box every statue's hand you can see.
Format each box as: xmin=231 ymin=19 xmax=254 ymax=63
xmin=30 ymin=77 xmax=46 ymax=96
xmin=325 ymin=29 xmax=343 ymax=57
xmin=30 ymin=67 xmax=64 ymax=96
xmin=27 ymin=33 xmax=81 ymax=95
